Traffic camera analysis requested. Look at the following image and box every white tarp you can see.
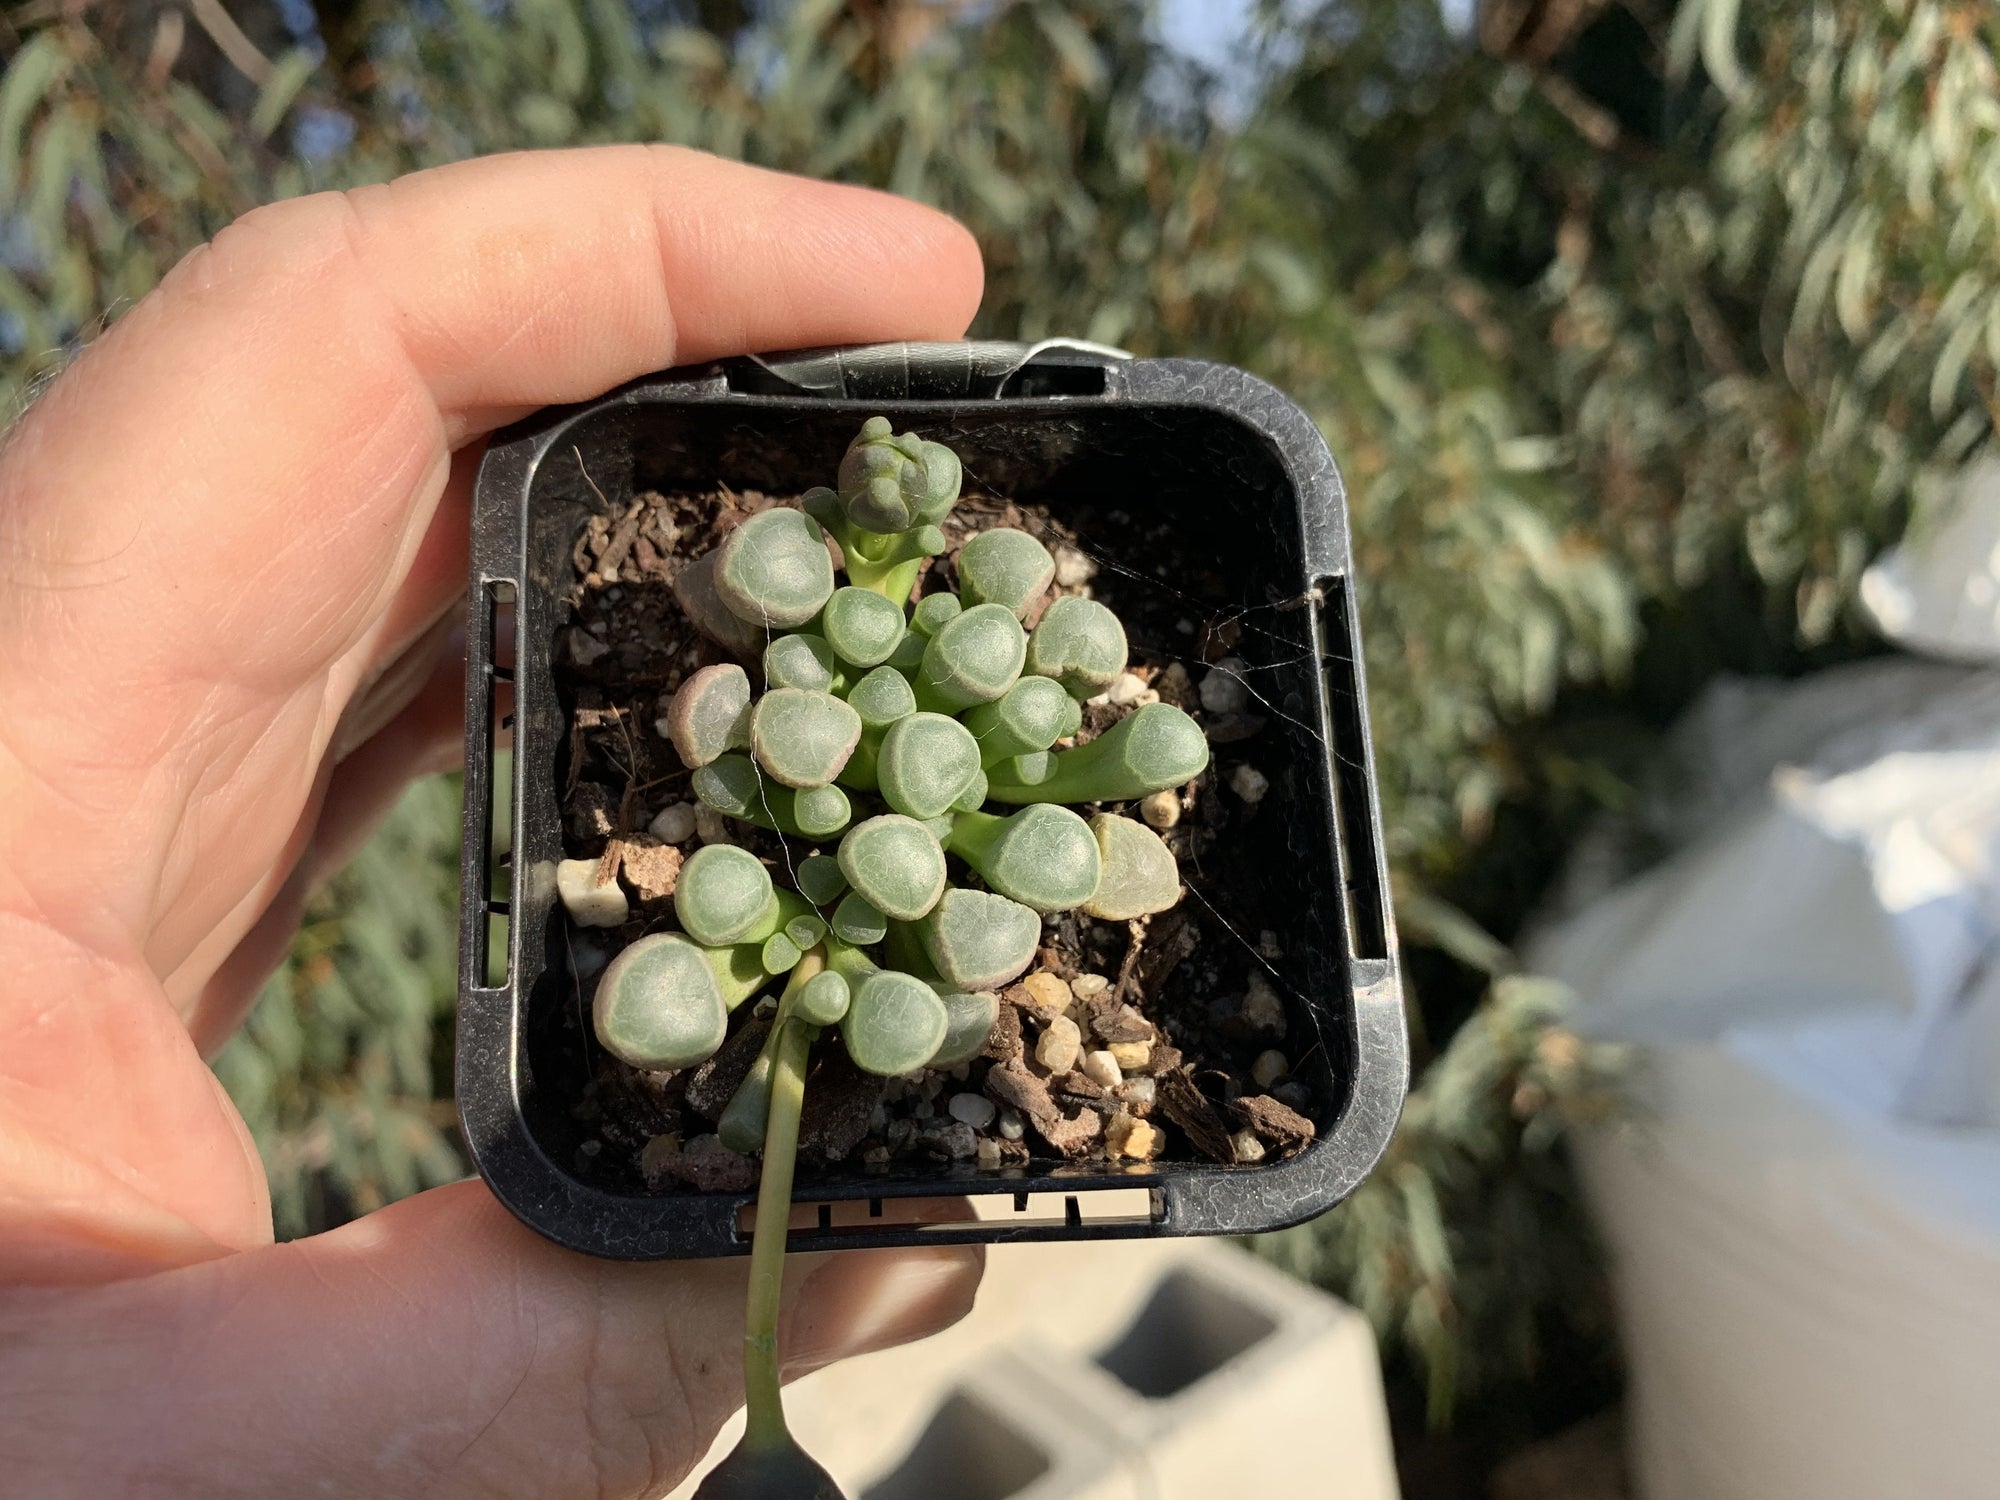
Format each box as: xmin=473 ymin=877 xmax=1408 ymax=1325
xmin=1524 ymin=460 xmax=2000 ymax=1500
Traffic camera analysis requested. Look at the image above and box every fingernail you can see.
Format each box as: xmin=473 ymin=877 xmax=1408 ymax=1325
xmin=783 ymin=1244 xmax=984 ymax=1371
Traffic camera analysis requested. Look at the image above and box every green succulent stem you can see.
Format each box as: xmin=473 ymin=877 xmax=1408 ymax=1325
xmin=741 ymin=948 xmax=824 ymax=1453
xmin=803 ymin=489 xmax=939 ymax=603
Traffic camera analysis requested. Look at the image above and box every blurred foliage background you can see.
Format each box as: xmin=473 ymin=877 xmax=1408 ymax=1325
xmin=4 ymin=0 xmax=1994 ymax=1481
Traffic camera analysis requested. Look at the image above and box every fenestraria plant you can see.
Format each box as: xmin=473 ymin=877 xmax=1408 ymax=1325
xmin=569 ymin=418 xmax=1208 ymax=1498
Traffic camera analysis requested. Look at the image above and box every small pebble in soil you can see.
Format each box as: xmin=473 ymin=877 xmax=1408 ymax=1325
xmin=976 ymin=1137 xmax=1003 ymax=1169
xmin=1067 ymin=973 xmax=1109 ymax=1001
xmin=1106 ymin=1112 xmax=1158 ymax=1160
xmin=864 ymin=1144 xmax=891 ymax=1166
xmin=912 ymin=1098 xmax=935 ymax=1120
xmin=1258 ymin=930 xmax=1284 ymax=959
xmin=942 ymin=1122 xmax=978 ymax=1159
xmin=1240 ymin=973 xmax=1285 ymax=1033
xmin=1082 ymin=1049 xmax=1124 ymax=1090
xmin=1230 ymin=764 xmax=1270 ymax=805
xmin=948 ymin=1093 xmax=997 ymax=1130
xmin=1140 ymin=790 xmax=1182 ymax=829
xmin=1109 ymin=1039 xmax=1153 ymax=1073
xmin=693 ymin=803 xmax=734 ymax=844
xmin=1053 ymin=545 xmax=1096 ymax=587
xmin=647 ymin=802 xmax=697 ymax=844
xmin=1020 ymin=972 xmax=1072 ymax=1016
xmin=1122 ymin=1076 xmax=1158 ymax=1110
xmin=1252 ymin=1050 xmax=1290 ymax=1089
xmin=1036 ymin=1015 xmax=1083 ymax=1073
xmin=1104 ymin=671 xmax=1153 ymax=707
xmin=1198 ymin=659 xmax=1251 ymax=715
xmin=556 ymin=857 xmax=628 ymax=928
xmin=568 ymin=628 xmax=610 ymax=666
xmin=997 ymin=1106 xmax=1026 ymax=1141
xmin=1176 ymin=618 xmax=1196 ymax=635
xmin=1231 ymin=1128 xmax=1268 ymax=1165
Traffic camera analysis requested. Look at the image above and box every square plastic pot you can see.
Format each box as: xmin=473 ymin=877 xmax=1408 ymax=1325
xmin=457 ymin=340 xmax=1407 ymax=1259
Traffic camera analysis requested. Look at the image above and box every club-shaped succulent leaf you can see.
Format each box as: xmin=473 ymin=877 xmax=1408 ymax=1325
xmin=1082 ymin=813 xmax=1183 ymax=920
xmin=876 ymin=711 xmax=983 ymax=819
xmin=946 ymin=804 xmax=1102 ymax=913
xmin=717 ymin=1051 xmax=774 ymax=1154
xmin=763 ymin=632 xmax=839 ymax=693
xmin=842 ymin=968 xmax=950 ymax=1076
xmin=661 ymin=663 xmax=753 ymax=768
xmin=803 ymin=487 xmax=942 ymax=604
xmin=910 ymin=591 xmax=962 ymax=637
xmin=592 ymin=933 xmax=730 ymax=1071
xmin=751 ymin=688 xmax=862 ymax=789
xmin=695 ymin=754 xmax=853 ymax=838
xmin=986 ymin=702 xmax=1209 ymax=804
xmin=957 ymin=529 xmax=1055 ymax=619
xmin=845 ymin=664 xmax=917 ymax=728
xmin=920 ymin=887 xmax=1042 ymax=991
xmin=711 ymin=508 xmax=837 ymax=630
xmin=1025 ymin=595 xmax=1128 ymax=698
xmin=761 ymin=931 xmax=802 ymax=974
xmin=675 ymin=844 xmax=778 ymax=946
xmin=701 ymin=934 xmax=777 ymax=1010
xmin=836 ymin=814 xmax=948 ymax=921
xmin=795 ymin=968 xmax=851 ymax=1027
xmin=795 ymin=853 xmax=847 ymax=906
xmin=959 ymin=674 xmax=1083 ymax=766
xmin=786 ymin=914 xmax=828 ymax=950
xmin=835 ymin=416 xmax=963 ymax=534
xmin=952 ymin=769 xmax=988 ymax=813
xmin=927 ymin=988 xmax=1000 ymax=1069
xmin=914 ymin=602 xmax=1027 ymax=713
xmin=670 ymin=550 xmax=764 ymax=656
xmin=821 ymin=586 xmax=907 ymax=668
xmin=831 ymin=890 xmax=889 ymax=946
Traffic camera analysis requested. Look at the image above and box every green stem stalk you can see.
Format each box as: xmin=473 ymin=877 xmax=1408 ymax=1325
xmin=741 ymin=948 xmax=824 ymax=1451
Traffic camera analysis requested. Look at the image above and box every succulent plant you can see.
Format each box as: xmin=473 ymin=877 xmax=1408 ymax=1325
xmin=584 ymin=419 xmax=1221 ymax=1493
xmin=956 ymin=528 xmax=1055 ymax=619
xmin=1025 ymin=594 xmax=1127 ymax=698
xmin=986 ymin=700 xmax=1209 ymax=804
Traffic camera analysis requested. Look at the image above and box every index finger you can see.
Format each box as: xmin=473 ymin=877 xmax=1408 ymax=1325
xmin=0 ymin=145 xmax=982 ymax=975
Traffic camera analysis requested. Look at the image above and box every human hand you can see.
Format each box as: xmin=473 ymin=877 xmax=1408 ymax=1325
xmin=0 ymin=146 xmax=986 ymax=1498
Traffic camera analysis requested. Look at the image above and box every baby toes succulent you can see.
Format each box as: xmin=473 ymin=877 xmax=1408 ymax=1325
xmin=582 ymin=416 xmax=1238 ymax=1500
xmin=712 ymin=507 xmax=836 ymax=629
xmin=1025 ymin=594 xmax=1128 ymax=698
xmin=750 ymin=688 xmax=862 ymax=789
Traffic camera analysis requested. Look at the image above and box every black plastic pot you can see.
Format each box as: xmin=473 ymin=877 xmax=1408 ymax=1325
xmin=458 ymin=340 xmax=1407 ymax=1259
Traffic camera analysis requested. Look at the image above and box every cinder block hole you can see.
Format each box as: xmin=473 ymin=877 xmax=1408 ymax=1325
xmin=1094 ymin=1267 xmax=1277 ymax=1399
xmin=862 ymin=1392 xmax=1050 ymax=1500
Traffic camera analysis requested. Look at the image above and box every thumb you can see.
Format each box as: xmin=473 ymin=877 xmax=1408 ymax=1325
xmin=1 ymin=1180 xmax=983 ymax=1500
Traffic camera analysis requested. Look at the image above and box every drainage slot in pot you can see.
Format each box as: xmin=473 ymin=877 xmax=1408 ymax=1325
xmin=735 ymin=1187 xmax=1162 ymax=1240
xmin=1315 ymin=574 xmax=1390 ymax=962
xmin=475 ymin=579 xmax=517 ymax=988
xmin=861 ymin=1391 xmax=1049 ymax=1500
xmin=1093 ymin=1266 xmax=1277 ymax=1399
